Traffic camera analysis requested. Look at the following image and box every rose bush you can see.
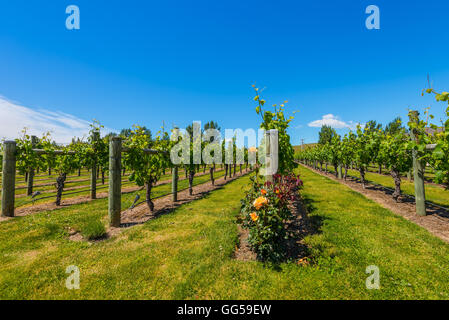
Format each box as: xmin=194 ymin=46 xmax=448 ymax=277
xmin=239 ymin=173 xmax=303 ymax=262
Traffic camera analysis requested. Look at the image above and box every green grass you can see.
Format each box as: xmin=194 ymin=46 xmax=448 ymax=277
xmin=1 ymin=166 xmax=449 ymax=299
xmin=81 ymin=220 xmax=107 ymax=241
xmin=293 ymin=144 xmax=317 ymax=153
xmin=323 ymin=164 xmax=449 ymax=208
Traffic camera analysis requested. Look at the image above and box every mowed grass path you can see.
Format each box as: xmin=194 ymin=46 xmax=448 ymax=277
xmin=1 ymin=167 xmax=449 ymax=299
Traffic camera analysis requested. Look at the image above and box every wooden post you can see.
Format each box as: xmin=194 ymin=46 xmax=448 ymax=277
xmin=172 ymin=166 xmax=178 ymax=202
xmin=337 ymin=164 xmax=343 ymax=179
xmin=409 ymin=111 xmax=426 ymax=216
xmin=411 ymin=150 xmax=426 ymax=216
xmin=109 ymin=137 xmax=122 ymax=227
xmin=27 ymin=136 xmax=38 ymax=196
xmin=265 ymin=130 xmax=273 ymax=183
xmin=2 ymin=141 xmax=16 ymax=217
xmin=90 ymin=131 xmax=100 ymax=199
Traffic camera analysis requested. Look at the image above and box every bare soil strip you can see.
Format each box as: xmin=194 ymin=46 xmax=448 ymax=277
xmin=301 ymin=164 xmax=449 ymax=243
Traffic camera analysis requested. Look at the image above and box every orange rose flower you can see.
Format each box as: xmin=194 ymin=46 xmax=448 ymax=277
xmin=253 ymin=196 xmax=268 ymax=210
xmin=250 ymin=212 xmax=259 ymax=222
xmin=261 ymin=189 xmax=267 ymax=195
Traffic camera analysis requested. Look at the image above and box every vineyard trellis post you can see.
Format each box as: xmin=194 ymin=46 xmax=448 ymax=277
xmin=265 ymin=130 xmax=273 ymax=183
xmin=172 ymin=166 xmax=178 ymax=202
xmin=90 ymin=131 xmax=100 ymax=199
xmin=109 ymin=137 xmax=122 ymax=227
xmin=411 ymin=149 xmax=426 ymax=216
xmin=409 ymin=112 xmax=426 ymax=216
xmin=1 ymin=141 xmax=16 ymax=217
xmin=108 ymin=137 xmax=171 ymax=227
xmin=26 ymin=136 xmax=38 ymax=196
xmin=265 ymin=129 xmax=278 ymax=183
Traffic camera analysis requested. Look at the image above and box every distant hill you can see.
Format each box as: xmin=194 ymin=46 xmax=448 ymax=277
xmin=293 ymin=144 xmax=317 ymax=153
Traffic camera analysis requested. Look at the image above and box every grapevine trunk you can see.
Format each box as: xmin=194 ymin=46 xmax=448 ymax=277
xmin=188 ymin=171 xmax=194 ymax=195
xmin=55 ymin=172 xmax=67 ymax=206
xmin=391 ymin=169 xmax=402 ymax=202
xmin=359 ymin=168 xmax=366 ymax=189
xmin=210 ymin=167 xmax=215 ymax=185
xmin=145 ymin=180 xmax=155 ymax=212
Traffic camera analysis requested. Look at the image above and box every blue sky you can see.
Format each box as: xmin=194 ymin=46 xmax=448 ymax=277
xmin=0 ymin=0 xmax=448 ymax=144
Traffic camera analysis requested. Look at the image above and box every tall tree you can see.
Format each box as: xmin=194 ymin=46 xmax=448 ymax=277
xmin=185 ymin=124 xmax=194 ymax=137
xmin=204 ymin=121 xmax=221 ymax=131
xmin=203 ymin=121 xmax=221 ymax=143
xmin=318 ymin=125 xmax=337 ymax=145
xmin=120 ymin=127 xmax=152 ymax=141
xmin=365 ymin=120 xmax=383 ymax=132
xmin=385 ymin=117 xmax=403 ymax=135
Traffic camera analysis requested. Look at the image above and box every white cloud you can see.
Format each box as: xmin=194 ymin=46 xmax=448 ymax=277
xmin=308 ymin=114 xmax=359 ymax=130
xmin=0 ymin=95 xmax=116 ymax=143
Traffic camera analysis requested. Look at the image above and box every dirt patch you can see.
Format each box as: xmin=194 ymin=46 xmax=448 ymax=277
xmin=68 ymin=226 xmax=122 ymax=243
xmin=234 ymin=226 xmax=257 ymax=261
xmin=68 ymin=232 xmax=85 ymax=242
xmin=302 ymin=164 xmax=449 ymax=244
xmin=234 ymin=194 xmax=314 ymax=263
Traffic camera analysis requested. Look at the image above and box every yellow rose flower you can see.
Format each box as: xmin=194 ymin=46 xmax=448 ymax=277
xmin=250 ymin=212 xmax=259 ymax=222
xmin=253 ymin=196 xmax=268 ymax=210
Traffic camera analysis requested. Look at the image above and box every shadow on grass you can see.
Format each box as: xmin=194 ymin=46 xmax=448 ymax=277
xmin=267 ymin=193 xmax=328 ymax=272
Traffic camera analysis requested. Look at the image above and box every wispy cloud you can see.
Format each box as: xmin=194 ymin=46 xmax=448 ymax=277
xmin=308 ymin=114 xmax=359 ymax=130
xmin=0 ymin=96 xmax=115 ymax=143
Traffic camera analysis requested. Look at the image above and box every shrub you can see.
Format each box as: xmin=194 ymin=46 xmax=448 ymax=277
xmin=239 ymin=173 xmax=303 ymax=262
xmin=81 ymin=220 xmax=107 ymax=240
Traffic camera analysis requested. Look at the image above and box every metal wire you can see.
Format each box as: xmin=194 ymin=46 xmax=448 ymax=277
xmin=19 ymin=167 xmax=229 ymax=206
xmin=123 ymin=169 xmax=252 ymax=212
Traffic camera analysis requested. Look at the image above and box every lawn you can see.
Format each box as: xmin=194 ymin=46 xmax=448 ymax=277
xmin=1 ymin=166 xmax=449 ymax=299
